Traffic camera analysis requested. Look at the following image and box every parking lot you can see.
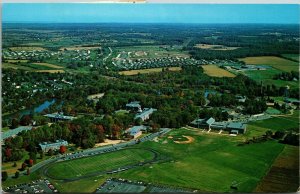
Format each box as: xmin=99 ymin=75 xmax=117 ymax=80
xmin=95 ymin=178 xmax=193 ymax=193
xmin=4 ymin=179 xmax=58 ymax=193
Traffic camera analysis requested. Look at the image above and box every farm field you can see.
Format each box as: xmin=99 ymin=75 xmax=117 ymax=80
xmin=119 ymin=67 xmax=182 ymax=76
xmin=194 ymin=43 xmax=240 ymax=51
xmin=244 ymin=69 xmax=299 ymax=88
xmin=202 ymin=65 xmax=236 ymax=77
xmin=113 ymin=128 xmax=284 ymax=192
xmin=254 ymin=145 xmax=299 ymax=192
xmin=2 ymin=62 xmax=35 ymax=71
xmin=248 ymin=110 xmax=299 ymax=133
xmin=45 ymin=148 xmax=155 ymax=180
xmin=239 ymin=56 xmax=299 ymax=72
xmin=9 ymin=47 xmax=47 ymax=51
xmin=31 ymin=63 xmax=64 ymax=69
xmin=59 ymin=46 xmax=101 ymax=51
xmin=35 ymin=70 xmax=65 ymax=73
xmin=281 ymin=54 xmax=299 ymax=62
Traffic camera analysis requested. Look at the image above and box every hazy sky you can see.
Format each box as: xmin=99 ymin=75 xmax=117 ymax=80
xmin=2 ymin=4 xmax=299 ymax=24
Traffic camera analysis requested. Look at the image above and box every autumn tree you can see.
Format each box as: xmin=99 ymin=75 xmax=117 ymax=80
xmin=59 ymin=145 xmax=67 ymax=154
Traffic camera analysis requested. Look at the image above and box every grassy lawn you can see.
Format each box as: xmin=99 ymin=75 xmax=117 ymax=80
xmin=2 ymin=127 xmax=288 ymax=193
xmin=243 ymin=69 xmax=299 ymax=89
xmin=239 ymin=56 xmax=299 ymax=72
xmin=248 ymin=110 xmax=299 ymax=132
xmin=281 ymin=54 xmax=299 ymax=62
xmin=53 ymin=176 xmax=107 ymax=193
xmin=2 ymin=153 xmax=52 ymax=176
xmin=113 ymin=128 xmax=284 ymax=192
xmin=46 ymin=148 xmax=155 ymax=180
xmin=202 ymin=65 xmax=236 ymax=78
xmin=119 ymin=67 xmax=181 ymax=76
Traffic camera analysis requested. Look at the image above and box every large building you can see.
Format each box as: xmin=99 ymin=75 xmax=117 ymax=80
xmin=39 ymin=140 xmax=68 ymax=152
xmin=135 ymin=108 xmax=157 ymax=121
xmin=126 ymin=125 xmax=148 ymax=139
xmin=44 ymin=112 xmax=76 ymax=122
xmin=191 ymin=117 xmax=247 ymax=134
xmin=126 ymin=101 xmax=142 ymax=112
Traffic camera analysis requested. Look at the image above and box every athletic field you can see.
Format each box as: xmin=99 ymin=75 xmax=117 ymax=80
xmin=45 ymin=148 xmax=155 ymax=180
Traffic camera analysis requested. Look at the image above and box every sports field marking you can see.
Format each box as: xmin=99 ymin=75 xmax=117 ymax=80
xmin=173 ymin=135 xmax=194 ymax=144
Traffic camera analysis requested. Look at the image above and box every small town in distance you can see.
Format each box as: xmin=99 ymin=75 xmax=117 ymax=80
xmin=1 ymin=3 xmax=299 ymax=194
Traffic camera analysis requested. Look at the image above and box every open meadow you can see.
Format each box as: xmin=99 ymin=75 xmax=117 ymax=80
xmin=239 ymin=56 xmax=299 ymax=72
xmin=244 ymin=69 xmax=299 ymax=89
xmin=112 ymin=128 xmax=285 ymax=193
xmin=202 ymin=65 xmax=236 ymax=77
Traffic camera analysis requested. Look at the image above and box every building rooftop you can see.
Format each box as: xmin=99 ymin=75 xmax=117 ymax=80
xmin=126 ymin=101 xmax=141 ymax=108
xmin=226 ymin=122 xmax=246 ymax=130
xmin=126 ymin=126 xmax=147 ymax=136
xmin=44 ymin=113 xmax=76 ymax=120
xmin=135 ymin=108 xmax=157 ymax=119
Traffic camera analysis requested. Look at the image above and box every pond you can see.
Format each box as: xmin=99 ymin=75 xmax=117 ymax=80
xmin=3 ymin=99 xmax=58 ymax=120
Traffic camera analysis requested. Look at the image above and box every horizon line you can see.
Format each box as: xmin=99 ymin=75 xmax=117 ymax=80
xmin=3 ymin=22 xmax=299 ymax=25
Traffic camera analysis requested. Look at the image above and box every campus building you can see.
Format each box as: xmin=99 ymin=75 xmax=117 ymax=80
xmin=39 ymin=140 xmax=68 ymax=152
xmin=126 ymin=125 xmax=148 ymax=139
xmin=44 ymin=112 xmax=76 ymax=122
xmin=126 ymin=101 xmax=142 ymax=112
xmin=190 ymin=117 xmax=247 ymax=134
xmin=135 ymin=108 xmax=157 ymax=121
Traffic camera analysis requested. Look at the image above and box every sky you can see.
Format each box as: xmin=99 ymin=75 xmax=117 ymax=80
xmin=2 ymin=4 xmax=299 ymax=24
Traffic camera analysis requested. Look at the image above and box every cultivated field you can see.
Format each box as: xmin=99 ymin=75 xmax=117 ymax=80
xmin=239 ymin=56 xmax=299 ymax=72
xmin=244 ymin=69 xmax=299 ymax=89
xmin=254 ymin=145 xmax=299 ymax=193
xmin=281 ymin=54 xmax=299 ymax=62
xmin=115 ymin=128 xmax=284 ymax=192
xmin=202 ymin=65 xmax=236 ymax=77
xmin=32 ymin=63 xmax=64 ymax=69
xmin=119 ymin=67 xmax=182 ymax=76
xmin=36 ymin=70 xmax=65 ymax=73
xmin=45 ymin=148 xmax=155 ymax=180
xmin=6 ymin=59 xmax=29 ymax=63
xmin=59 ymin=46 xmax=101 ymax=51
xmin=9 ymin=47 xmax=47 ymax=51
xmin=194 ymin=44 xmax=240 ymax=51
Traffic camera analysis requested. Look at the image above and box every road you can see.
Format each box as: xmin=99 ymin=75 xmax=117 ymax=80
xmin=1 ymin=126 xmax=33 ymax=141
xmin=103 ymin=47 xmax=112 ymax=64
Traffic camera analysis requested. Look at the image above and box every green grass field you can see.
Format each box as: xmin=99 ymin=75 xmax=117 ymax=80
xmin=239 ymin=56 xmax=299 ymax=72
xmin=112 ymin=129 xmax=284 ymax=192
xmin=46 ymin=148 xmax=155 ymax=180
xmin=244 ymin=69 xmax=299 ymax=89
xmin=247 ymin=110 xmax=299 ymax=134
xmin=281 ymin=54 xmax=299 ymax=62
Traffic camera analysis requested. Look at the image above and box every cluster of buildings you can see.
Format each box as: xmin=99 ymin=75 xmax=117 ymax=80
xmin=125 ymin=101 xmax=157 ymax=121
xmin=113 ymin=56 xmax=200 ymax=71
xmin=124 ymin=101 xmax=157 ymax=139
xmin=190 ymin=117 xmax=247 ymax=135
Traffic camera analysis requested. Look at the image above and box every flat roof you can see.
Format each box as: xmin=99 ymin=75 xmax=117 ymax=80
xmin=127 ymin=126 xmax=147 ymax=136
xmin=227 ymin=122 xmax=246 ymax=130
